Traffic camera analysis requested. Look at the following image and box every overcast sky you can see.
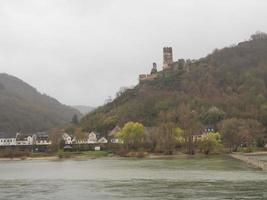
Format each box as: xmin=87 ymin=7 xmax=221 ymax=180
xmin=0 ymin=0 xmax=267 ymax=107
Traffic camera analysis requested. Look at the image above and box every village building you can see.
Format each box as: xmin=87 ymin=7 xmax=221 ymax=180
xmin=0 ymin=132 xmax=16 ymax=146
xmin=0 ymin=132 xmax=51 ymax=147
xmin=203 ymin=125 xmax=215 ymax=133
xmin=98 ymin=137 xmax=108 ymax=144
xmin=15 ymin=133 xmax=33 ymax=146
xmin=71 ymin=137 xmax=80 ymax=144
xmin=33 ymin=132 xmax=51 ymax=145
xmin=62 ymin=131 xmax=108 ymax=145
xmin=87 ymin=132 xmax=98 ymax=144
xmin=108 ymin=125 xmax=121 ymax=144
xmin=63 ymin=133 xmax=73 ymax=145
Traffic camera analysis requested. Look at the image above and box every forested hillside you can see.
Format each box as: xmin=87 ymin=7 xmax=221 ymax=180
xmin=0 ymin=73 xmax=81 ymax=135
xmin=81 ymin=32 xmax=267 ymax=136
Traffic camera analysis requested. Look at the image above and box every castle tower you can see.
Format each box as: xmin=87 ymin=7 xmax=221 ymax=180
xmin=163 ymin=47 xmax=173 ymax=70
xmin=150 ymin=62 xmax=157 ymax=74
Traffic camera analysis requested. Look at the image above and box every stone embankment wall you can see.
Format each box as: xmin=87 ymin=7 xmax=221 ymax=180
xmin=231 ymin=153 xmax=267 ymax=171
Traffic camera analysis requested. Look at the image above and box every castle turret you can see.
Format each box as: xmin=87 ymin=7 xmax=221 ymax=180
xmin=150 ymin=62 xmax=157 ymax=74
xmin=139 ymin=62 xmax=158 ymax=82
xmin=163 ymin=47 xmax=173 ymax=70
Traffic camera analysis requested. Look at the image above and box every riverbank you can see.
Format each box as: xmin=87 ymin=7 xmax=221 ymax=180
xmin=230 ymin=152 xmax=267 ymax=170
xmin=0 ymin=152 xmax=180 ymax=161
xmin=0 ymin=156 xmax=58 ymax=161
xmin=2 ymin=150 xmax=267 ymax=167
xmin=0 ymin=151 xmax=228 ymax=162
xmin=0 ymin=150 xmax=111 ymax=161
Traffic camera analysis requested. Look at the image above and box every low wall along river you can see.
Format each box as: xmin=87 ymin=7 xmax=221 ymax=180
xmin=231 ymin=153 xmax=267 ymax=170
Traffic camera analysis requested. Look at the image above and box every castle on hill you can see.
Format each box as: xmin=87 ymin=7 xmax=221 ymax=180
xmin=139 ymin=47 xmax=194 ymax=82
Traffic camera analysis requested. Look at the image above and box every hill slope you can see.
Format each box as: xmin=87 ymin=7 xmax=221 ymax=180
xmin=0 ymin=73 xmax=81 ymax=134
xmin=81 ymin=33 xmax=267 ymax=134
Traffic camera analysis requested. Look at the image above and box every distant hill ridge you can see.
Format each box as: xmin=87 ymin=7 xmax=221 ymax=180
xmin=72 ymin=105 xmax=95 ymax=115
xmin=0 ymin=73 xmax=81 ymax=135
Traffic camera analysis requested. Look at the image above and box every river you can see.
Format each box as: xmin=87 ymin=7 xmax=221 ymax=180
xmin=0 ymin=155 xmax=266 ymax=199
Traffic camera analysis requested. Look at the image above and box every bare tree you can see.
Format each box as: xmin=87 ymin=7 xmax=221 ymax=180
xmin=178 ymin=103 xmax=202 ymax=154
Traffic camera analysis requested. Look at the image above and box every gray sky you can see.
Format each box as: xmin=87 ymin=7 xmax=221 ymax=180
xmin=0 ymin=0 xmax=267 ymax=107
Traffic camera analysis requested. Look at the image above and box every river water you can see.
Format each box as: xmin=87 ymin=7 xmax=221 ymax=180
xmin=0 ymin=155 xmax=266 ymax=200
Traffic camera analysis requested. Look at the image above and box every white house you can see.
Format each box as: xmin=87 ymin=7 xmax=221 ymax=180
xmin=35 ymin=139 xmax=51 ymax=145
xmin=0 ymin=132 xmax=16 ymax=146
xmin=87 ymin=132 xmax=97 ymax=144
xmin=16 ymin=133 xmax=33 ymax=146
xmin=33 ymin=132 xmax=51 ymax=145
xmin=0 ymin=137 xmax=16 ymax=146
xmin=16 ymin=136 xmax=33 ymax=145
xmin=0 ymin=132 xmax=51 ymax=147
xmin=63 ymin=133 xmax=72 ymax=145
xmin=98 ymin=137 xmax=108 ymax=144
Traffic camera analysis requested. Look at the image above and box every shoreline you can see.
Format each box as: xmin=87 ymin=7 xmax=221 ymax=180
xmin=0 ymin=154 xmax=179 ymax=161
xmin=0 ymin=156 xmax=59 ymax=161
xmin=230 ymin=153 xmax=267 ymax=171
xmin=0 ymin=152 xmax=226 ymax=161
xmin=1 ymin=152 xmax=267 ymax=166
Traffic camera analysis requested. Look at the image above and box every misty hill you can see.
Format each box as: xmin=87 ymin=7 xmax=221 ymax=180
xmin=0 ymin=73 xmax=81 ymax=135
xmin=81 ymin=32 xmax=267 ymax=134
xmin=72 ymin=105 xmax=95 ymax=115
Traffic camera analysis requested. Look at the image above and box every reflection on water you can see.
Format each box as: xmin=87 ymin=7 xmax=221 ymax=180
xmin=0 ymin=156 xmax=267 ymax=200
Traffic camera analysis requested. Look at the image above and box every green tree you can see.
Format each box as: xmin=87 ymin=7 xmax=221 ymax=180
xmin=219 ymin=118 xmax=264 ymax=152
xmin=155 ymin=122 xmax=184 ymax=154
xmin=178 ymin=103 xmax=202 ymax=155
xmin=74 ymin=127 xmax=87 ymax=141
xmin=65 ymin=126 xmax=75 ymax=136
xmin=74 ymin=127 xmax=87 ymax=150
xmin=201 ymin=106 xmax=224 ymax=125
xmin=118 ymin=122 xmax=146 ymax=150
xmin=49 ymin=128 xmax=65 ymax=151
xmin=198 ymin=132 xmax=222 ymax=155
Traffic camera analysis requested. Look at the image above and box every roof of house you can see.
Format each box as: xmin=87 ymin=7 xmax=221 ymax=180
xmin=34 ymin=132 xmax=49 ymax=137
xmin=98 ymin=137 xmax=107 ymax=141
xmin=88 ymin=132 xmax=101 ymax=138
xmin=108 ymin=125 xmax=121 ymax=137
xmin=33 ymin=132 xmax=49 ymax=140
xmin=0 ymin=132 xmax=13 ymax=138
xmin=16 ymin=133 xmax=33 ymax=141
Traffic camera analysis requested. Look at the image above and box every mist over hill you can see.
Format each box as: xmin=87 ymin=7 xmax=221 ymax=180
xmin=81 ymin=32 xmax=267 ymax=135
xmin=0 ymin=73 xmax=81 ymax=135
xmin=72 ymin=105 xmax=95 ymax=115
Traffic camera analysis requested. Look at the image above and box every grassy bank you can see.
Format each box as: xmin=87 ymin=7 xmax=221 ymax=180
xmin=57 ymin=150 xmax=110 ymax=159
xmin=0 ymin=149 xmax=111 ymax=160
